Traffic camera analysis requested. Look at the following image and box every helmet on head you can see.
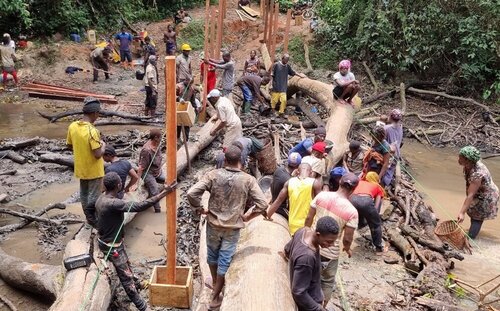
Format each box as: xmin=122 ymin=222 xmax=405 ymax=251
xmin=181 ymin=43 xmax=192 ymax=51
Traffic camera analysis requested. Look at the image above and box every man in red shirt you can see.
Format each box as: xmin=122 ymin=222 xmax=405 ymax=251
xmin=350 ymin=176 xmax=384 ymax=252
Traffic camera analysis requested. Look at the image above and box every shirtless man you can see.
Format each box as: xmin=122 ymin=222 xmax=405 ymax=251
xmin=163 ymin=24 xmax=177 ymax=56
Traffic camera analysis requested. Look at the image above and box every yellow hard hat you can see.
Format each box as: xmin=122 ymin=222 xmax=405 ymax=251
xmin=181 ymin=43 xmax=192 ymax=51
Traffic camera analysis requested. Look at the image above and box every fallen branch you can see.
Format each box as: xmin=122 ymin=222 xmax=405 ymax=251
xmin=386 ymin=227 xmax=413 ymax=261
xmin=0 ymin=207 xmax=82 ymax=226
xmin=39 ymin=153 xmax=74 ymax=168
xmin=362 ymin=61 xmax=378 ymax=92
xmin=37 ymin=110 xmax=154 ymax=123
xmin=0 ymin=203 xmax=66 ymax=233
xmin=0 ymin=137 xmax=40 ymax=151
xmin=0 ymin=169 xmax=16 ymax=176
xmin=0 ymin=150 xmax=26 ymax=164
xmin=0 ymin=294 xmax=17 ymax=311
xmin=361 ymin=89 xmax=398 ymax=105
xmin=408 ymin=236 xmax=430 ymax=266
xmin=303 ymin=41 xmax=313 ymax=73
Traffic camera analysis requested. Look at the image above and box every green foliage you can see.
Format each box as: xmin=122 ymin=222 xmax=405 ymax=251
xmin=0 ymin=0 xmax=206 ymax=38
xmin=314 ymin=0 xmax=500 ymax=100
xmin=288 ymin=35 xmax=336 ymax=69
xmin=276 ymin=0 xmax=294 ymax=12
xmin=177 ymin=20 xmax=205 ymax=51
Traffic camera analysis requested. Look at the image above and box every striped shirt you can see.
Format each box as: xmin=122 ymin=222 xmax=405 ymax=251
xmin=310 ymin=191 xmax=358 ymax=260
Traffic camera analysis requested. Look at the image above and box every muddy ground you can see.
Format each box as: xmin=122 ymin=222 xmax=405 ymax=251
xmin=1 ymin=0 xmax=500 ymax=310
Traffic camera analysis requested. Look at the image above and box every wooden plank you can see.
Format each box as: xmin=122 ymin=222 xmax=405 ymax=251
xmin=283 ymin=9 xmax=292 ymax=54
xmin=270 ymin=2 xmax=279 ymax=61
xmin=240 ymin=5 xmax=260 ymax=17
xmin=150 ymin=266 xmax=193 ymax=308
xmin=292 ymin=98 xmax=325 ymax=127
xmin=239 ymin=9 xmax=257 ymax=21
xmin=165 ymin=55 xmax=177 ymax=283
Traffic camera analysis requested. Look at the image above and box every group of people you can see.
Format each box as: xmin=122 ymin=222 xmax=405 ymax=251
xmin=66 ymin=97 xmax=177 ymax=311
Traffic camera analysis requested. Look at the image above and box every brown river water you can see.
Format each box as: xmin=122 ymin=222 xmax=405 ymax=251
xmin=1 ymin=102 xmax=499 ymax=309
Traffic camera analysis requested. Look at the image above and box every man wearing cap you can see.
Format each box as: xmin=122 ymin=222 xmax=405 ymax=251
xmin=176 ymin=43 xmax=193 ymax=83
xmin=305 ymin=173 xmax=359 ymax=306
xmin=267 ymin=163 xmax=322 ymax=235
xmin=137 ymin=129 xmax=164 ymax=213
xmin=115 ymin=27 xmax=133 ymax=69
xmin=66 ymin=97 xmax=106 ymax=227
xmin=208 ymin=89 xmax=243 ymax=148
xmin=382 ymin=109 xmax=404 ymax=186
xmin=343 ymin=140 xmax=366 ymax=176
xmin=143 ymin=55 xmax=158 ymax=117
xmin=329 ymin=167 xmax=347 ymax=191
xmin=270 ymin=152 xmax=302 ymax=220
xmin=90 ymin=46 xmax=111 ymax=83
xmin=103 ymin=146 xmax=139 ymax=199
xmin=206 ymin=51 xmax=235 ymax=99
xmin=270 ymin=54 xmax=305 ymax=116
xmin=289 ymin=126 xmax=326 ymax=157
xmin=236 ymin=74 xmax=271 ymax=113
xmin=301 ymin=141 xmax=328 ymax=179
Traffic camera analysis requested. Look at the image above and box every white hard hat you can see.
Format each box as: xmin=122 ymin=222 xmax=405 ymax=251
xmin=207 ymin=89 xmax=221 ymax=98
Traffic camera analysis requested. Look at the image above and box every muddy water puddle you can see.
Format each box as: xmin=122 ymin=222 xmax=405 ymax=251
xmin=0 ymin=100 xmax=151 ymax=139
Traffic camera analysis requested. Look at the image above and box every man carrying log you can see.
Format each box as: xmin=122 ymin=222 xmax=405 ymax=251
xmin=90 ymin=46 xmax=111 ymax=83
xmin=270 ymin=53 xmax=305 ymax=116
xmin=137 ymin=129 xmax=164 ymax=213
xmin=236 ymin=74 xmax=270 ymax=113
xmin=103 ymin=145 xmax=139 ymax=199
xmin=187 ymin=145 xmax=269 ymax=310
xmin=283 ymin=216 xmax=339 ymax=311
xmin=267 ymin=163 xmax=322 ymax=235
xmin=304 ymin=173 xmax=359 ymax=305
xmin=66 ymin=97 xmax=106 ymax=227
xmin=270 ymin=152 xmax=302 ymax=220
xmin=208 ymin=89 xmax=243 ymax=148
xmin=143 ymin=55 xmax=158 ymax=118
xmin=96 ymin=172 xmax=176 ymax=311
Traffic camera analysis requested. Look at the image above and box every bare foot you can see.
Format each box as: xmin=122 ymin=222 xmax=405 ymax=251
xmin=208 ymin=293 xmax=223 ymax=310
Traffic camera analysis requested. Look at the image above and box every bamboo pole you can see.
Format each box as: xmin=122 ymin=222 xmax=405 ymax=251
xmin=270 ymin=2 xmax=279 ymax=62
xmin=164 ymin=56 xmax=177 ymax=283
xmin=199 ymin=0 xmax=211 ymax=122
xmin=283 ymin=9 xmax=291 ymax=54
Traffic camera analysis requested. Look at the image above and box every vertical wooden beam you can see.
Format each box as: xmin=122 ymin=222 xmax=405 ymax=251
xmin=270 ymin=2 xmax=279 ymax=62
xmin=260 ymin=0 xmax=264 ymax=17
xmin=263 ymin=0 xmax=269 ymax=43
xmin=222 ymin=0 xmax=227 ymax=19
xmin=164 ymin=55 xmax=177 ymax=284
xmin=283 ymin=9 xmax=292 ymax=54
xmin=216 ymin=0 xmax=224 ymax=54
xmin=199 ymin=0 xmax=211 ymax=122
xmin=266 ymin=0 xmax=275 ymax=47
xmin=209 ymin=7 xmax=217 ymax=58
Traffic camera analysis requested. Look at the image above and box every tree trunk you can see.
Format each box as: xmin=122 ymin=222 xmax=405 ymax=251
xmin=0 ymin=138 xmax=40 ymax=151
xmin=39 ymin=153 xmax=75 ymax=169
xmin=0 ymin=247 xmax=61 ymax=300
xmin=220 ymin=215 xmax=295 ymax=311
xmin=288 ymin=76 xmax=354 ymax=166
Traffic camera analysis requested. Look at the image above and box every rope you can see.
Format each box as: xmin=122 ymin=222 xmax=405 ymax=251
xmin=79 ymin=135 xmax=166 ymax=311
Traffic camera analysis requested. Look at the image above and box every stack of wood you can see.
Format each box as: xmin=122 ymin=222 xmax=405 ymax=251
xmin=236 ymin=5 xmax=260 ymax=21
xmin=22 ymin=82 xmax=118 ymax=104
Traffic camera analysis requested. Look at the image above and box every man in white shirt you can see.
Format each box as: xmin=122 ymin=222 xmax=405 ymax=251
xmin=143 ymin=55 xmax=158 ymax=117
xmin=208 ymin=89 xmax=242 ymax=148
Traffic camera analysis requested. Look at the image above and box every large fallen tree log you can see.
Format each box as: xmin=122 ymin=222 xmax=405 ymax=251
xmin=37 ymin=110 xmax=155 ymax=123
xmin=220 ymin=215 xmax=295 ymax=311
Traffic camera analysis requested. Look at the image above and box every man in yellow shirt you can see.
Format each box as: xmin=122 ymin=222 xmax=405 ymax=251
xmin=67 ymin=97 xmax=106 ymax=227
xmin=267 ymin=163 xmax=322 ymax=235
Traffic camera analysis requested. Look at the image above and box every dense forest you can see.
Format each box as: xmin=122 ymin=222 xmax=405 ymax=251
xmin=1 ymin=0 xmax=498 ymax=100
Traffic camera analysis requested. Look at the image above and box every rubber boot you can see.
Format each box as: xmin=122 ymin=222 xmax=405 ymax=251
xmin=243 ymin=101 xmax=252 ymax=113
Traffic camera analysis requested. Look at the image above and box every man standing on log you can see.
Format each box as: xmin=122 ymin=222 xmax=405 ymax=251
xmin=267 ymin=163 xmax=322 ymax=235
xmin=270 ymin=53 xmax=305 ymax=116
xmin=137 ymin=129 xmax=164 ymax=213
xmin=305 ymin=173 xmax=359 ymax=305
xmin=283 ymin=216 xmax=339 ymax=311
xmin=66 ymin=97 xmax=106 ymax=227
xmin=208 ymin=89 xmax=243 ymax=148
xmin=103 ymin=145 xmax=139 ymax=199
xmin=187 ymin=145 xmax=269 ymax=310
xmin=143 ymin=55 xmax=158 ymax=118
xmin=206 ymin=51 xmax=235 ymax=99
xmin=96 ymin=172 xmax=176 ymax=311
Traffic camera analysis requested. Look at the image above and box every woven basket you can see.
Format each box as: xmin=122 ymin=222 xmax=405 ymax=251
xmin=255 ymin=138 xmax=277 ymax=175
xmin=434 ymin=220 xmax=466 ymax=250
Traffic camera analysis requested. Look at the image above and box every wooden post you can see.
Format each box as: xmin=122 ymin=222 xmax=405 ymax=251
xmin=199 ymin=0 xmax=211 ymax=122
xmin=270 ymin=2 xmax=279 ymax=62
xmin=164 ymin=56 xmax=177 ymax=284
xmin=209 ymin=7 xmax=217 ymax=58
xmin=216 ymin=0 xmax=224 ymax=54
xmin=267 ymin=0 xmax=274 ymax=47
xmin=283 ymin=9 xmax=292 ymax=54
xmin=260 ymin=0 xmax=264 ymax=17
xmin=263 ymin=0 xmax=269 ymax=43
xmin=222 ymin=0 xmax=227 ymax=19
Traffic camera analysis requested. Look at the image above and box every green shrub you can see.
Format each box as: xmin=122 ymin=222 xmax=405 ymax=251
xmin=177 ymin=20 xmax=205 ymax=51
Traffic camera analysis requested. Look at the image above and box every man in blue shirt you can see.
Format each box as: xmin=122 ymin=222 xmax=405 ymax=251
xmin=115 ymin=27 xmax=133 ymax=69
xmin=289 ymin=126 xmax=327 ymax=157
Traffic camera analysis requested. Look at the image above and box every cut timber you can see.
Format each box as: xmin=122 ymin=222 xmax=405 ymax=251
xmin=288 ymin=76 xmax=354 ymax=166
xmin=39 ymin=153 xmax=75 ymax=169
xmin=0 ymin=246 xmax=61 ymax=300
xmin=28 ymin=92 xmax=118 ymax=105
xmin=290 ymin=98 xmax=325 ymax=127
xmin=386 ymin=227 xmax=413 ymax=261
xmin=0 ymin=150 xmax=26 ymax=164
xmin=240 ymin=5 xmax=260 ymax=17
xmin=37 ymin=110 xmax=153 ymax=123
xmin=260 ymin=43 xmax=272 ymax=71
xmin=220 ymin=215 xmax=295 ymax=311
